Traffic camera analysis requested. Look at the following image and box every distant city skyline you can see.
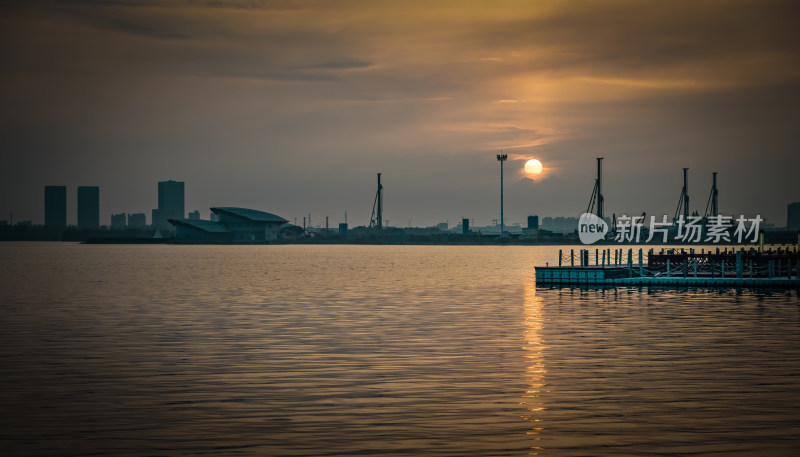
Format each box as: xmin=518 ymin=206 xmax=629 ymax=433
xmin=2 ymin=1 xmax=799 ymax=227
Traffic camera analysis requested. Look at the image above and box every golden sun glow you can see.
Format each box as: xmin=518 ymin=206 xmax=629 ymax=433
xmin=524 ymin=159 xmax=543 ymax=177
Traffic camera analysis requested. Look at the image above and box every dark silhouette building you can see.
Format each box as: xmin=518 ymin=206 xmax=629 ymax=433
xmin=44 ymin=185 xmax=67 ymax=230
xmin=110 ymin=213 xmax=127 ymax=230
xmin=77 ymin=186 xmax=99 ymax=229
xmin=128 ymin=213 xmax=147 ymax=229
xmin=789 ymin=202 xmax=800 ymax=231
xmin=169 ymin=207 xmax=287 ymax=242
xmin=157 ymin=180 xmax=184 ymax=231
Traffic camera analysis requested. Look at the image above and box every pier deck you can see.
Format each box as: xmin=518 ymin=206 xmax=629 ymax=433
xmin=535 ymin=247 xmax=800 ymax=288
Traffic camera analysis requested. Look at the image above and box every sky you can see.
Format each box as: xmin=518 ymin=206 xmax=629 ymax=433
xmin=2 ymin=0 xmax=799 ymax=228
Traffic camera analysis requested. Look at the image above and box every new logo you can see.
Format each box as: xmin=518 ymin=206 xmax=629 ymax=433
xmin=578 ymin=213 xmax=608 ymax=244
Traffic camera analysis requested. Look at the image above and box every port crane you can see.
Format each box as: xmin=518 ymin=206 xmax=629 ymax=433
xmin=369 ymin=173 xmax=383 ymax=229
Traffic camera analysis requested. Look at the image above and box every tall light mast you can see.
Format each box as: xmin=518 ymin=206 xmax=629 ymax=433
xmin=497 ymin=151 xmax=508 ymax=237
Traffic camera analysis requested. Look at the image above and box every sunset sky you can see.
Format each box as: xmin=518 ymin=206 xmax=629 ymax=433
xmin=2 ymin=0 xmax=798 ymax=227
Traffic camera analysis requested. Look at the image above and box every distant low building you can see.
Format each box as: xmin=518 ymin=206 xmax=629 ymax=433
xmin=188 ymin=210 xmax=201 ymax=220
xmin=541 ymin=216 xmax=578 ymax=233
xmin=110 ymin=213 xmax=127 ymax=229
xmin=169 ymin=219 xmax=234 ymax=242
xmin=280 ymin=224 xmax=305 ymax=240
xmin=128 ymin=213 xmax=147 ymax=229
xmin=169 ymin=207 xmax=288 ymax=243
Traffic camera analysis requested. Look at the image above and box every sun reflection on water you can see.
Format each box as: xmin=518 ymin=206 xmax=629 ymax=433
xmin=522 ymin=281 xmax=547 ymax=455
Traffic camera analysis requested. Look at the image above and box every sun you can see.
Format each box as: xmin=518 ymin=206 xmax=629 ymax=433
xmin=524 ymin=159 xmax=543 ymax=177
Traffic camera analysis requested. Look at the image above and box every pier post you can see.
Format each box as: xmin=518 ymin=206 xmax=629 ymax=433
xmin=693 ymin=258 xmax=697 ymax=278
xmin=736 ymin=251 xmax=742 ymax=279
xmin=639 ymin=249 xmax=644 ymax=277
xmin=627 ymin=249 xmax=633 ymax=277
xmin=602 ymin=250 xmax=606 ymax=267
xmin=571 ymin=249 xmax=574 ymax=267
xmin=559 ymin=249 xmax=562 ymax=267
xmin=667 ymin=259 xmax=670 ymax=278
xmin=595 ymin=249 xmax=598 ymax=266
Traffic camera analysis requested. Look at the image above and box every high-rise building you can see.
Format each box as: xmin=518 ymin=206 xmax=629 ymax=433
xmin=44 ymin=185 xmax=67 ymax=230
xmin=157 ymin=180 xmax=184 ymax=231
xmin=77 ymin=186 xmax=99 ymax=229
xmin=788 ymin=202 xmax=800 ymax=231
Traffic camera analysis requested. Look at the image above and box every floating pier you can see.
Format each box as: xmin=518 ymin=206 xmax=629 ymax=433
xmin=535 ymin=247 xmax=800 ymax=288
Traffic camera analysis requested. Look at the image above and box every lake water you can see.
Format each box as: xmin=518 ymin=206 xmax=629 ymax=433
xmin=1 ymin=243 xmax=798 ymax=456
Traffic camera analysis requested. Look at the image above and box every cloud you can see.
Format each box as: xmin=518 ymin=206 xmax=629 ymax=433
xmin=1 ymin=0 xmax=799 ymax=226
xmin=215 ymin=68 xmax=340 ymax=82
xmin=304 ymin=60 xmax=373 ymax=70
xmin=187 ymin=0 xmax=325 ymax=10
xmin=87 ymin=15 xmax=190 ymax=39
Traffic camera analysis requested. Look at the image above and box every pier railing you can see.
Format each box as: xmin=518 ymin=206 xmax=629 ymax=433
xmin=549 ymin=246 xmax=799 ymax=283
xmin=648 ymin=247 xmax=799 ymax=279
